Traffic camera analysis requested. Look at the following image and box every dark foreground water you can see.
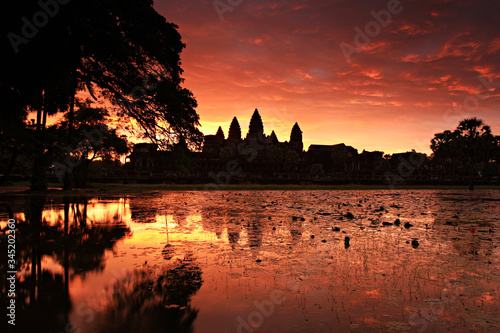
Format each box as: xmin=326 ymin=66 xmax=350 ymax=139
xmin=1 ymin=190 xmax=500 ymax=332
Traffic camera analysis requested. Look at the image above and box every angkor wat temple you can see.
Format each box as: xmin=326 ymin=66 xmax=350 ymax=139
xmin=122 ymin=109 xmax=435 ymax=184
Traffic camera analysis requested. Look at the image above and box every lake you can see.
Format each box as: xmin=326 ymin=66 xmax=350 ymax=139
xmin=1 ymin=190 xmax=499 ymax=332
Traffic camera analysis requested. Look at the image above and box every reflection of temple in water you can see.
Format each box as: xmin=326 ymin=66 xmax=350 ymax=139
xmin=227 ymin=218 xmax=243 ymax=248
xmin=128 ymin=194 xmax=191 ymax=225
xmin=2 ymin=190 xmax=499 ymax=333
xmin=199 ymin=201 xmax=267 ymax=249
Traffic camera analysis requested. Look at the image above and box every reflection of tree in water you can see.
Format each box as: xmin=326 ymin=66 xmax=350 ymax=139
xmin=0 ymin=195 xmax=130 ymax=333
xmin=97 ymin=253 xmax=203 ymax=333
xmin=60 ymin=224 xmax=130 ymax=276
xmin=49 ymin=196 xmax=131 ymax=277
xmin=14 ymin=271 xmax=71 ymax=332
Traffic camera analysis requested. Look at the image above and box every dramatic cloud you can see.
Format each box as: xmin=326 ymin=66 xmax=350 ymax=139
xmin=155 ymin=0 xmax=500 ymax=154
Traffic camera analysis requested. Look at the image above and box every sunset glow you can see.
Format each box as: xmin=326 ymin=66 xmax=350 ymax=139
xmin=154 ymin=0 xmax=500 ymax=154
xmin=4 ymin=1 xmax=500 ymax=332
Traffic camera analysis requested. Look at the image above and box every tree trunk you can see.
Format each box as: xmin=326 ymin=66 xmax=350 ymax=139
xmin=63 ymin=92 xmax=76 ymax=191
xmin=73 ymin=159 xmax=91 ymax=188
xmin=0 ymin=146 xmax=18 ymax=185
xmin=31 ymin=102 xmax=47 ymax=191
xmin=31 ymin=88 xmax=54 ymax=191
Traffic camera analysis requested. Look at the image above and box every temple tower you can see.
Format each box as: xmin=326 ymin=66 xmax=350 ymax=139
xmin=269 ymin=130 xmax=279 ymax=145
xmin=228 ymin=117 xmax=242 ymax=141
xmin=215 ymin=126 xmax=225 ymax=140
xmin=246 ymin=109 xmax=264 ymax=140
xmin=290 ymin=122 xmax=303 ymax=152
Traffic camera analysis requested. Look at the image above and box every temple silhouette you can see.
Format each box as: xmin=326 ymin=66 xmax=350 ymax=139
xmin=203 ymin=109 xmax=303 ymax=155
xmin=122 ymin=109 xmax=434 ymax=185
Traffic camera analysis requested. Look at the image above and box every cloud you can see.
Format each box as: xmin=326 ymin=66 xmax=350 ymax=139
xmin=154 ymin=0 xmax=500 ymax=154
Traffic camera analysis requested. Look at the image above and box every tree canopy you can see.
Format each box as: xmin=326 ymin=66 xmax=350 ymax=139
xmin=47 ymin=103 xmax=129 ymax=188
xmin=431 ymin=117 xmax=500 ymax=189
xmin=1 ymin=0 xmax=202 ymax=189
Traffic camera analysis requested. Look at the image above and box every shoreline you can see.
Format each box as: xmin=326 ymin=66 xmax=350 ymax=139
xmin=1 ymin=182 xmax=499 ymax=196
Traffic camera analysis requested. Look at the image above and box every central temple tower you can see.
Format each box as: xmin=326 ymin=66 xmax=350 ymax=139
xmin=246 ymin=109 xmax=264 ymax=140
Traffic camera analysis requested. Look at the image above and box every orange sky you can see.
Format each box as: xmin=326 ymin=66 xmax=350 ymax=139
xmin=148 ymin=0 xmax=500 ymax=155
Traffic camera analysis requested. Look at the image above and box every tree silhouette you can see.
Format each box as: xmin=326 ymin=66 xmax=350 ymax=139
xmin=431 ymin=130 xmax=458 ymax=178
xmin=431 ymin=118 xmax=499 ymax=189
xmin=0 ymin=86 xmax=33 ymax=184
xmin=51 ymin=103 xmax=129 ymax=188
xmin=2 ymin=0 xmax=202 ymax=190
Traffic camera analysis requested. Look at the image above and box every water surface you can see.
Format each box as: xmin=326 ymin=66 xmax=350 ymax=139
xmin=1 ymin=190 xmax=499 ymax=332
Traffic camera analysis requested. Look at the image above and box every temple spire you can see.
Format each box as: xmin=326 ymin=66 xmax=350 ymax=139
xmin=215 ymin=126 xmax=225 ymax=140
xmin=246 ymin=109 xmax=264 ymax=139
xmin=290 ymin=122 xmax=303 ymax=152
xmin=228 ymin=117 xmax=241 ymax=141
xmin=270 ymin=130 xmax=278 ymax=144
